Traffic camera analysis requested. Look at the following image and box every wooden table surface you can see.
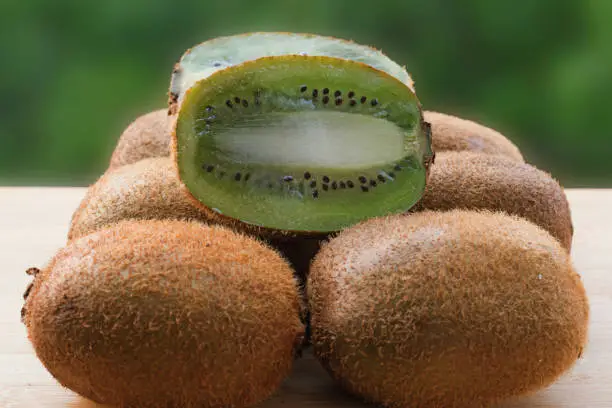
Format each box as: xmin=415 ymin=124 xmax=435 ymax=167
xmin=1 ymin=187 xmax=610 ymax=408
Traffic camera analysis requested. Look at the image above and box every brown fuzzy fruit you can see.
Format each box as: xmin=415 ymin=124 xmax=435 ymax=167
xmin=109 ymin=109 xmax=171 ymax=170
xmin=68 ymin=157 xmax=211 ymax=241
xmin=424 ymin=111 xmax=524 ymax=162
xmin=413 ymin=151 xmax=573 ymax=251
xmin=308 ymin=210 xmax=589 ymax=408
xmin=23 ymin=219 xmax=305 ymax=408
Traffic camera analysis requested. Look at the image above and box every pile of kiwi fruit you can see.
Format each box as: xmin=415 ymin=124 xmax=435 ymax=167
xmin=22 ymin=32 xmax=588 ymax=408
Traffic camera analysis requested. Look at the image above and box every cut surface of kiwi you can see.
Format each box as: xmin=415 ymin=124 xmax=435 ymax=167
xmin=174 ymin=55 xmax=432 ymax=233
xmin=169 ymin=32 xmax=415 ymax=110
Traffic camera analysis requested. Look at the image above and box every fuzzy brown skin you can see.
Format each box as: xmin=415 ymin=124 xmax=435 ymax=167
xmin=68 ymin=157 xmax=212 ymax=241
xmin=23 ymin=220 xmax=305 ymax=408
xmin=308 ymin=210 xmax=589 ymax=408
xmin=109 ymin=109 xmax=171 ymax=170
xmin=424 ymin=111 xmax=524 ymax=162
xmin=412 ymin=151 xmax=573 ymax=251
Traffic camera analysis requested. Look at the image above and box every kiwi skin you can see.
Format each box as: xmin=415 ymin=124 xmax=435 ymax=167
xmin=68 ymin=157 xmax=212 ymax=241
xmin=108 ymin=109 xmax=171 ymax=170
xmin=23 ymin=219 xmax=305 ymax=408
xmin=70 ymin=154 xmax=325 ymax=275
xmin=308 ymin=209 xmax=589 ymax=408
xmin=412 ymin=151 xmax=573 ymax=251
xmin=424 ymin=111 xmax=524 ymax=162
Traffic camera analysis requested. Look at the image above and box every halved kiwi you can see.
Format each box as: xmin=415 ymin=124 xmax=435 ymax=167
xmin=171 ymin=34 xmax=433 ymax=234
xmin=168 ymin=32 xmax=415 ymax=113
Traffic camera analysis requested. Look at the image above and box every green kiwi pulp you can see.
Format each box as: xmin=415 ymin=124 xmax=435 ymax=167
xmin=169 ymin=32 xmax=415 ymax=111
xmin=174 ymin=55 xmax=432 ymax=233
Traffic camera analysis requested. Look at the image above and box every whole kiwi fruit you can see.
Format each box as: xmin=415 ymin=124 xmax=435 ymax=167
xmin=22 ymin=219 xmax=305 ymax=408
xmin=69 ymin=156 xmax=321 ymax=267
xmin=170 ymin=32 xmax=433 ymax=237
xmin=308 ymin=209 xmax=589 ymax=408
xmin=424 ymin=110 xmax=524 ymax=162
xmin=412 ymin=151 xmax=573 ymax=251
xmin=68 ymin=157 xmax=210 ymax=241
xmin=108 ymin=109 xmax=170 ymax=170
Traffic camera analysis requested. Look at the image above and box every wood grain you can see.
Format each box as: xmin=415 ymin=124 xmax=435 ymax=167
xmin=1 ymin=187 xmax=610 ymax=408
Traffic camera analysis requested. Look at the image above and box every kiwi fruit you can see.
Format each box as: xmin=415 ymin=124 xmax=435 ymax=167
xmin=308 ymin=209 xmax=589 ymax=408
xmin=109 ymin=109 xmax=171 ymax=170
xmin=424 ymin=110 xmax=524 ymax=162
xmin=170 ymin=33 xmax=433 ymax=236
xmin=412 ymin=151 xmax=573 ymax=251
xmin=168 ymin=32 xmax=416 ymax=114
xmin=68 ymin=157 xmax=210 ymax=241
xmin=23 ymin=219 xmax=305 ymax=408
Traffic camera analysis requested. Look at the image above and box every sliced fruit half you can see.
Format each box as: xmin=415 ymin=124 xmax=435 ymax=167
xmin=172 ymin=51 xmax=433 ymax=234
xmin=168 ymin=31 xmax=415 ymax=113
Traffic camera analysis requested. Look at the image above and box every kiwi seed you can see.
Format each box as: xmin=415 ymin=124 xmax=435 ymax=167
xmin=308 ymin=209 xmax=589 ymax=408
xmin=23 ymin=219 xmax=305 ymax=408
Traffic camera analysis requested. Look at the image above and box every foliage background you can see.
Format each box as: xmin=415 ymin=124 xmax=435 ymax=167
xmin=1 ymin=0 xmax=610 ymax=186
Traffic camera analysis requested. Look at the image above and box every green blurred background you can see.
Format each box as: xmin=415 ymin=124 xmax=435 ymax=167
xmin=1 ymin=0 xmax=611 ymax=187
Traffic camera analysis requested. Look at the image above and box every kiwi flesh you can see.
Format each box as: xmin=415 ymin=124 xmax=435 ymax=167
xmin=412 ymin=151 xmax=573 ymax=251
xmin=172 ymin=50 xmax=433 ymax=235
xmin=424 ymin=110 xmax=524 ymax=162
xmin=308 ymin=209 xmax=589 ymax=408
xmin=23 ymin=219 xmax=305 ymax=408
xmin=109 ymin=109 xmax=171 ymax=170
xmin=68 ymin=157 xmax=211 ymax=241
xmin=168 ymin=31 xmax=416 ymax=114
